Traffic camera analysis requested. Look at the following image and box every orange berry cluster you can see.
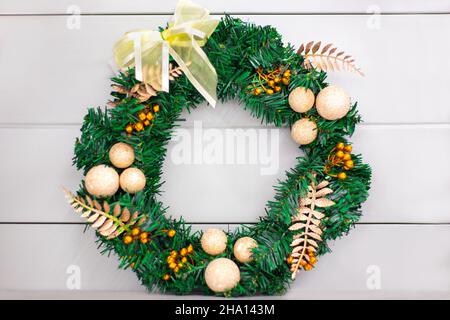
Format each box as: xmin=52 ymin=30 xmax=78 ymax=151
xmin=253 ymin=67 xmax=291 ymax=96
xmin=163 ymin=244 xmax=194 ymax=280
xmin=125 ymin=104 xmax=160 ymax=134
xmin=122 ymin=227 xmax=150 ymax=245
xmin=325 ymin=142 xmax=354 ymax=180
xmin=287 ymin=249 xmax=318 ymax=271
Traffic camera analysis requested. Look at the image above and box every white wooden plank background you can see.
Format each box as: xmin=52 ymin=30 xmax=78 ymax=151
xmin=0 ymin=1 xmax=449 ymax=299
xmin=1 ymin=125 xmax=449 ymax=223
xmin=1 ymin=15 xmax=450 ymax=124
xmin=0 ymin=225 xmax=449 ymax=294
xmin=1 ymin=0 xmax=450 ymax=14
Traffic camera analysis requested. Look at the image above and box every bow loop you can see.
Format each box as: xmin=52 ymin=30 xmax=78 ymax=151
xmin=113 ymin=0 xmax=218 ymax=106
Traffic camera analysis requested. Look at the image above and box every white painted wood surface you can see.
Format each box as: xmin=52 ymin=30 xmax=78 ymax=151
xmin=1 ymin=0 xmax=450 ymax=14
xmin=0 ymin=225 xmax=449 ymax=295
xmin=1 ymin=15 xmax=450 ymax=124
xmin=0 ymin=1 xmax=449 ymax=298
xmin=2 ymin=124 xmax=448 ymax=223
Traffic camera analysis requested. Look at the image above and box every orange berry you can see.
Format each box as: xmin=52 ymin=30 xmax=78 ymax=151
xmin=181 ymin=257 xmax=187 ymax=263
xmin=337 ymin=172 xmax=347 ymax=180
xmin=254 ymin=88 xmax=262 ymax=95
xmin=286 ymin=256 xmax=293 ymax=264
xmin=299 ymin=260 xmax=307 ymax=267
xmin=167 ymin=256 xmax=174 ymax=264
xmin=187 ymin=244 xmax=194 ymax=254
xmin=344 ymin=145 xmax=353 ymax=153
xmin=275 ymin=86 xmax=282 ymax=92
xmin=336 ymin=151 xmax=345 ymax=158
xmin=282 ymin=77 xmax=290 ymax=85
xmin=170 ymin=250 xmax=178 ymax=258
xmin=163 ymin=274 xmax=170 ymax=281
xmin=344 ymin=160 xmax=354 ymax=168
xmin=274 ymin=77 xmax=281 ymax=83
xmin=134 ymin=122 xmax=144 ymax=131
xmin=266 ymin=89 xmax=274 ymax=95
xmin=174 ymin=266 xmax=179 ymax=273
xmin=167 ymin=229 xmax=176 ymax=237
xmin=169 ymin=262 xmax=177 ymax=270
xmin=140 ymin=238 xmax=148 ymax=244
xmin=178 ymin=262 xmax=183 ymax=268
xmin=138 ymin=112 xmax=147 ymax=121
xmin=336 ymin=142 xmax=345 ymax=151
xmin=123 ymin=235 xmax=133 ymax=245
xmin=342 ymin=154 xmax=351 ymax=161
xmin=268 ymin=80 xmax=275 ymax=87
xmin=146 ymin=112 xmax=154 ymax=121
xmin=180 ymin=248 xmax=188 ymax=256
xmin=283 ymin=70 xmax=291 ymax=77
xmin=144 ymin=120 xmax=150 ymax=126
xmin=131 ymin=227 xmax=140 ymax=236
xmin=153 ymin=105 xmax=160 ymax=112
xmin=304 ymin=264 xmax=313 ymax=271
xmin=125 ymin=124 xmax=133 ymax=134
xmin=309 ymin=256 xmax=317 ymax=264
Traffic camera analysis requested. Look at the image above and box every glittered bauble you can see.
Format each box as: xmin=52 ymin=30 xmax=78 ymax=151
xmin=109 ymin=142 xmax=135 ymax=169
xmin=316 ymin=85 xmax=351 ymax=120
xmin=119 ymin=167 xmax=146 ymax=194
xmin=200 ymin=228 xmax=227 ymax=255
xmin=288 ymin=87 xmax=315 ymax=113
xmin=204 ymin=258 xmax=240 ymax=293
xmin=291 ymin=118 xmax=318 ymax=145
xmin=233 ymin=237 xmax=257 ymax=263
xmin=85 ymin=165 xmax=120 ymax=198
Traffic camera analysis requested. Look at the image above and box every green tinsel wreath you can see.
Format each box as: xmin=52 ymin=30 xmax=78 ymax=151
xmin=66 ymin=16 xmax=371 ymax=297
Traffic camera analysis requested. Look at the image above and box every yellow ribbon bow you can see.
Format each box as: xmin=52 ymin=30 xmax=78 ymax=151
xmin=113 ymin=0 xmax=219 ymax=107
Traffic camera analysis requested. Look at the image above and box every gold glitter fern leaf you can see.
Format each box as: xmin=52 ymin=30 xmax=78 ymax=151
xmin=63 ymin=188 xmax=145 ymax=239
xmin=297 ymin=41 xmax=364 ymax=76
xmin=289 ymin=177 xmax=334 ymax=279
xmin=108 ymin=63 xmax=184 ymax=106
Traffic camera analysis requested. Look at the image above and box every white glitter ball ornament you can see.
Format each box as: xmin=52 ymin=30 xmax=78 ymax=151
xmin=85 ymin=165 xmax=120 ymax=198
xmin=291 ymin=118 xmax=318 ymax=145
xmin=288 ymin=87 xmax=315 ymax=113
xmin=233 ymin=237 xmax=257 ymax=263
xmin=200 ymin=228 xmax=227 ymax=255
xmin=315 ymin=85 xmax=351 ymax=120
xmin=119 ymin=167 xmax=146 ymax=194
xmin=204 ymin=258 xmax=241 ymax=293
xmin=109 ymin=142 xmax=135 ymax=169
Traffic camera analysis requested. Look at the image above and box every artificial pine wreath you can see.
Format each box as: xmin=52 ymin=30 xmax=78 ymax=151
xmin=65 ymin=1 xmax=371 ymax=297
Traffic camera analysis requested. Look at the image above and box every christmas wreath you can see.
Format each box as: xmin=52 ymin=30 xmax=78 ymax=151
xmin=64 ymin=0 xmax=371 ymax=297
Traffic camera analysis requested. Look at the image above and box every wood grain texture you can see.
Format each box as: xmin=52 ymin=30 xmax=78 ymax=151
xmin=0 ymin=224 xmax=448 ymax=293
xmin=0 ymin=15 xmax=450 ymax=124
xmin=0 ymin=125 xmax=448 ymax=223
xmin=1 ymin=0 xmax=449 ymax=14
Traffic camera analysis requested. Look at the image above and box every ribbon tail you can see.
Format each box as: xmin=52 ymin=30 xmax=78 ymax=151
xmin=161 ymin=41 xmax=170 ymax=92
xmin=132 ymin=33 xmax=143 ymax=81
xmin=170 ymin=38 xmax=217 ymax=107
